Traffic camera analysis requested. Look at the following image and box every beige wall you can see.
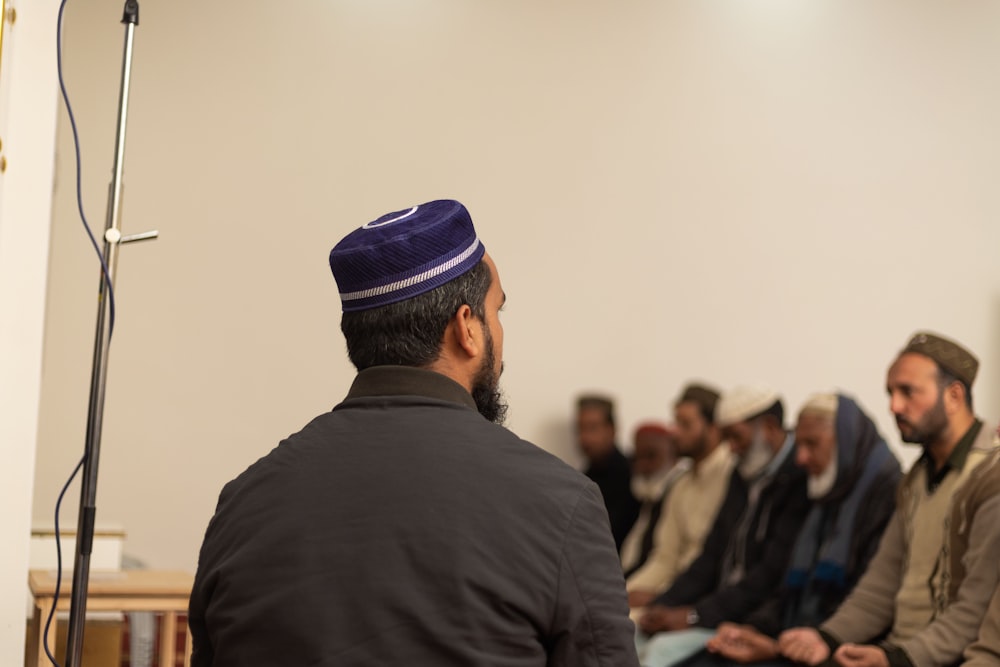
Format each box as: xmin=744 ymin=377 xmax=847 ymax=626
xmin=0 ymin=0 xmax=60 ymax=661
xmin=34 ymin=0 xmax=1000 ymax=574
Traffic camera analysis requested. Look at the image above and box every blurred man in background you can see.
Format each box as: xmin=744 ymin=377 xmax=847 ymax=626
xmin=637 ymin=386 xmax=811 ymax=667
xmin=694 ymin=393 xmax=900 ymax=667
xmin=578 ymin=394 xmax=641 ymax=550
xmin=628 ymin=383 xmax=732 ymax=607
xmin=621 ymin=422 xmax=688 ymax=577
xmin=780 ymin=331 xmax=1000 ymax=667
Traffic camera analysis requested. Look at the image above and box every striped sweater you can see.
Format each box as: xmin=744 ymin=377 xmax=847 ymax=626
xmin=821 ymin=421 xmax=1000 ymax=667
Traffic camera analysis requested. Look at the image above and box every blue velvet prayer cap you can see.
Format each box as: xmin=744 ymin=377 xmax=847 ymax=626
xmin=329 ymin=199 xmax=486 ymax=312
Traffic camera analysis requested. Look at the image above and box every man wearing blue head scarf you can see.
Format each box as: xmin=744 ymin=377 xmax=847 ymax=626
xmin=682 ymin=393 xmax=901 ymax=667
xmin=780 ymin=332 xmax=1000 ymax=667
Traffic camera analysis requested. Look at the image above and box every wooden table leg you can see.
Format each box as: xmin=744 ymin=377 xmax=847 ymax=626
xmin=33 ymin=598 xmax=58 ymax=667
xmin=159 ymin=611 xmax=177 ymax=667
xmin=30 ymin=603 xmax=43 ymax=667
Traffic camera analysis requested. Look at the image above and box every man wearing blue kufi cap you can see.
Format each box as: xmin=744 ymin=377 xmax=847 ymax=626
xmin=189 ymin=199 xmax=640 ymax=666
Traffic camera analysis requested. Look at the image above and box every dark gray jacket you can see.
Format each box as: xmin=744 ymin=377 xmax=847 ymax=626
xmin=189 ymin=366 xmax=638 ymax=667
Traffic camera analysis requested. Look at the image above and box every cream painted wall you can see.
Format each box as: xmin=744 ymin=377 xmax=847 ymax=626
xmin=35 ymin=0 xmax=1000 ymax=574
xmin=0 ymin=0 xmax=60 ymax=662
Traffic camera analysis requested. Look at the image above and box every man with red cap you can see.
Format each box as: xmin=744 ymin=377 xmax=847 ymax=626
xmin=620 ymin=422 xmax=688 ymax=578
xmin=189 ymin=200 xmax=638 ymax=666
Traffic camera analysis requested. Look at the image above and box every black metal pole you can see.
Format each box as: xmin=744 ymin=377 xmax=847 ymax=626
xmin=64 ymin=3 xmax=140 ymax=666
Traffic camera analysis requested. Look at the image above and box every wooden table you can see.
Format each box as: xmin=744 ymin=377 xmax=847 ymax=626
xmin=28 ymin=569 xmax=194 ymax=667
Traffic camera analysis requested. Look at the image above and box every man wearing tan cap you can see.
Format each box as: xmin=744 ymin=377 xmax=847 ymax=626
xmin=780 ymin=331 xmax=1000 ymax=667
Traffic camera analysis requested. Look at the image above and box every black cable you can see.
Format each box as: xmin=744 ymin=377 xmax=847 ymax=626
xmin=46 ymin=1 xmax=121 ymax=664
xmin=42 ymin=455 xmax=86 ymax=667
xmin=56 ymin=0 xmax=117 ymax=337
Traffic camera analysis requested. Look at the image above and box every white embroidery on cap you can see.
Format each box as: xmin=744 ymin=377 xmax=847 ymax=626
xmin=341 ymin=238 xmax=481 ymax=302
xmin=363 ymin=206 xmax=419 ymax=229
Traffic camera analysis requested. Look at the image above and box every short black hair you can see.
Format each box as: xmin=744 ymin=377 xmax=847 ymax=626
xmin=675 ymin=384 xmax=721 ymax=425
xmin=577 ymin=395 xmax=615 ymax=428
xmin=340 ymin=260 xmax=492 ymax=371
xmin=937 ymin=364 xmax=974 ymax=410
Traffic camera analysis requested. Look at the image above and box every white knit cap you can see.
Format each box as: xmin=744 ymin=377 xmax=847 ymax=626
xmin=715 ymin=385 xmax=781 ymax=428
xmin=798 ymin=392 xmax=838 ymax=420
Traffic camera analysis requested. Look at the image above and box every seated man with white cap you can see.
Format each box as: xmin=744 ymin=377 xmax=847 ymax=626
xmin=635 ymin=386 xmax=811 ymax=667
xmin=690 ymin=393 xmax=902 ymax=667
xmin=188 ymin=199 xmax=639 ymax=666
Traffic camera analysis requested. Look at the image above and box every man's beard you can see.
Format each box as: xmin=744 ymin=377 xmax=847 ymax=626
xmin=807 ymin=447 xmax=838 ymax=499
xmin=737 ymin=426 xmax=773 ymax=480
xmin=679 ymin=431 xmax=707 ymax=459
xmin=897 ymin=393 xmax=948 ymax=445
xmin=471 ymin=323 xmax=508 ymax=425
xmin=631 ymin=466 xmax=676 ymax=502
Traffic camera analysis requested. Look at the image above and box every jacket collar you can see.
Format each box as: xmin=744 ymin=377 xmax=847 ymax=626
xmin=345 ymin=365 xmax=477 ymax=411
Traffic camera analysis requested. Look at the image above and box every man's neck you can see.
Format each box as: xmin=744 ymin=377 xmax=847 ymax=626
xmin=926 ymin=412 xmax=976 ymax=472
xmin=767 ymin=429 xmax=788 ymax=454
xmin=426 ymin=357 xmax=474 ymax=394
xmin=589 ymin=446 xmax=619 ymax=468
xmin=691 ymin=438 xmax=720 ymax=470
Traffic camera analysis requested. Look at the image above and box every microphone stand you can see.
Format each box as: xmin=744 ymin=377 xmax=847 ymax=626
xmin=63 ymin=2 xmax=157 ymax=665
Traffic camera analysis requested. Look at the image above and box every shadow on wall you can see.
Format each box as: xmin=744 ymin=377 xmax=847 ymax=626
xmin=534 ymin=415 xmax=583 ymax=471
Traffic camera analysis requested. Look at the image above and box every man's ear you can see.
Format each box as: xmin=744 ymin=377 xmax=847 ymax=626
xmin=944 ymin=381 xmax=966 ymax=414
xmin=449 ymin=304 xmax=480 ymax=359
